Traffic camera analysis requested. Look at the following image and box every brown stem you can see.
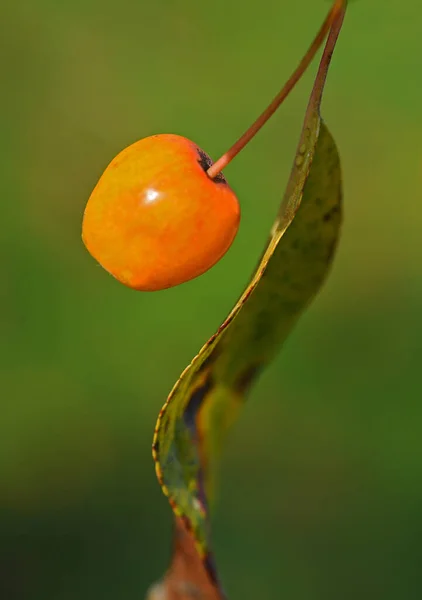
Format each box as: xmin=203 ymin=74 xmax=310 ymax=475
xmin=207 ymin=0 xmax=346 ymax=180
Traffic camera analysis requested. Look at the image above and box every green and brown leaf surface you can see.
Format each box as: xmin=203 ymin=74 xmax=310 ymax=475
xmin=151 ymin=14 xmax=344 ymax=596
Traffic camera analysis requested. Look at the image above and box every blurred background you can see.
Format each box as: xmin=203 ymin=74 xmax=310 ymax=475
xmin=1 ymin=1 xmax=422 ymax=598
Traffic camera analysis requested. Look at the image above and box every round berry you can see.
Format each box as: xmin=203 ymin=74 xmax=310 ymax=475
xmin=82 ymin=134 xmax=240 ymax=291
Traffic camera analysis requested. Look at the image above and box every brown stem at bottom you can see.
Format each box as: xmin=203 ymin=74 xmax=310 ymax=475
xmin=147 ymin=519 xmax=222 ymax=600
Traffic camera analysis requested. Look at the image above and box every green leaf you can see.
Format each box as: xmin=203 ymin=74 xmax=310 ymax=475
xmin=150 ymin=10 xmax=345 ymax=598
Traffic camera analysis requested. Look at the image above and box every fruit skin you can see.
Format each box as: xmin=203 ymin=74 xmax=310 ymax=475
xmin=82 ymin=134 xmax=240 ymax=291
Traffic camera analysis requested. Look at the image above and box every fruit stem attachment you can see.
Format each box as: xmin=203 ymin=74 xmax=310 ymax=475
xmin=207 ymin=0 xmax=346 ymax=180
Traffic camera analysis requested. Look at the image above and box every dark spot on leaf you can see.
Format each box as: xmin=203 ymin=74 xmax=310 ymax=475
xmin=234 ymin=364 xmax=262 ymax=394
xmin=322 ymin=205 xmax=340 ymax=222
xmin=197 ymin=351 xmax=219 ymax=374
xmin=183 ymin=376 xmax=215 ymax=434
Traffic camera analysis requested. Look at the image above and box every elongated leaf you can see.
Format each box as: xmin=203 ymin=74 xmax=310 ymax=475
xmin=149 ymin=10 xmax=345 ymax=599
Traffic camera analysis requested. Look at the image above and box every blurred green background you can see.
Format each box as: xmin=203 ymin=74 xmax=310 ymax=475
xmin=2 ymin=1 xmax=422 ymax=598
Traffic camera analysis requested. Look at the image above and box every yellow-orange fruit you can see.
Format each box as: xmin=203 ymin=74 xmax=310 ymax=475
xmin=82 ymin=134 xmax=240 ymax=291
